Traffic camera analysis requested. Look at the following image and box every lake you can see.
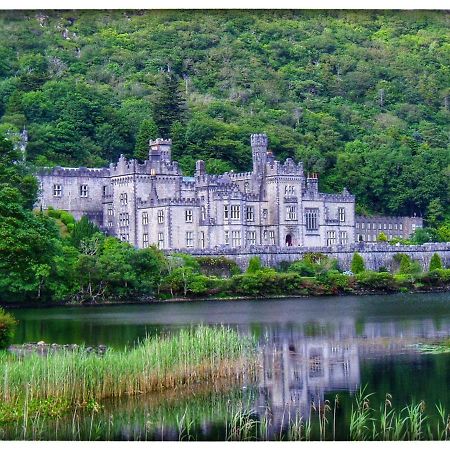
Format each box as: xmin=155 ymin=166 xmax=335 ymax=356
xmin=3 ymin=292 xmax=450 ymax=440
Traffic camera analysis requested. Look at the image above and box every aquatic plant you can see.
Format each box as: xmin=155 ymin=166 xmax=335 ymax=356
xmin=0 ymin=325 xmax=256 ymax=422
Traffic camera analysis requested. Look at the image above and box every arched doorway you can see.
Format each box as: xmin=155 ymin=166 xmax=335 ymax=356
xmin=285 ymin=234 xmax=292 ymax=246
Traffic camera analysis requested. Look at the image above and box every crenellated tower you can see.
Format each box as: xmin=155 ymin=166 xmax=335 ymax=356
xmin=251 ymin=133 xmax=268 ymax=174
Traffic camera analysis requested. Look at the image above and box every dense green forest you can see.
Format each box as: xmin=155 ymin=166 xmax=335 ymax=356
xmin=0 ymin=10 xmax=448 ymax=219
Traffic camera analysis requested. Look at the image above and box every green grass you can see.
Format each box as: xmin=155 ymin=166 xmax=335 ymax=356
xmin=0 ymin=325 xmax=256 ymax=424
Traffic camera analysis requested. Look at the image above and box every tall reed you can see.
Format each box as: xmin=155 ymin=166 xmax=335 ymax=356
xmin=0 ymin=326 xmax=255 ymax=412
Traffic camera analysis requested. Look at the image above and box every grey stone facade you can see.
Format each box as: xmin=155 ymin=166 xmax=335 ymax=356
xmin=355 ymin=215 xmax=423 ymax=242
xmin=36 ymin=133 xmax=356 ymax=250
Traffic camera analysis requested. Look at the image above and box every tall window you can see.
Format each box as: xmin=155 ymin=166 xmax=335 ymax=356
xmin=201 ymin=206 xmax=206 ymax=221
xmin=247 ymin=231 xmax=256 ymax=246
xmin=399 ymin=224 xmax=403 ymax=231
xmin=231 ymin=230 xmax=241 ymax=247
xmin=269 ymin=230 xmax=275 ymax=245
xmin=185 ymin=209 xmax=193 ymax=223
xmin=102 ymin=186 xmax=108 ymax=197
xmin=305 ymin=208 xmax=319 ymax=231
xmin=224 ymin=230 xmax=229 ymax=245
xmin=338 ymin=207 xmax=345 ymax=222
xmin=286 ymin=205 xmax=297 ymax=221
xmin=157 ymin=209 xmax=164 ymax=224
xmin=246 ymin=206 xmax=254 ymax=222
xmin=186 ymin=231 xmax=194 ymax=247
xmin=199 ymin=231 xmax=205 ymax=249
xmin=339 ymin=231 xmax=348 ymax=245
xmin=326 ymin=230 xmax=336 ymax=246
xmin=231 ymin=205 xmax=240 ymax=220
xmin=262 ymin=209 xmax=268 ymax=219
xmin=158 ymin=232 xmax=164 ymax=249
xmin=142 ymin=212 xmax=149 ymax=225
xmin=143 ymin=233 xmax=149 ymax=248
xmin=53 ymin=184 xmax=62 ymax=197
xmin=244 ymin=181 xmax=250 ymax=193
xmin=378 ymin=224 xmax=382 ymax=230
xmin=285 ymin=185 xmax=295 ymax=195
xmin=120 ymin=193 xmax=128 ymax=206
xmin=224 ymin=205 xmax=229 ymax=220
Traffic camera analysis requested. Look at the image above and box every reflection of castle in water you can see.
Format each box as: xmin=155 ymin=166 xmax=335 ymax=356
xmin=254 ymin=318 xmax=450 ymax=427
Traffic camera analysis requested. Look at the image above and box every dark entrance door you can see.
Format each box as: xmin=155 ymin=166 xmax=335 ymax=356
xmin=285 ymin=234 xmax=292 ymax=246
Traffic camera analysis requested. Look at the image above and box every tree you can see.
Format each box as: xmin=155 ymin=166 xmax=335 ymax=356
xmin=377 ymin=232 xmax=388 ymax=242
xmin=134 ymin=118 xmax=158 ymax=160
xmin=152 ymin=71 xmax=186 ymax=138
xmin=70 ymin=216 xmax=101 ymax=250
xmin=247 ymin=256 xmax=263 ymax=273
xmin=426 ymin=199 xmax=444 ymax=228
xmin=429 ymin=253 xmax=443 ymax=271
xmin=351 ymin=252 xmax=365 ymax=274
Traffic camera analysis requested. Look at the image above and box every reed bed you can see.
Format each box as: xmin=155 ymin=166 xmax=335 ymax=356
xmin=0 ymin=326 xmax=256 ymax=414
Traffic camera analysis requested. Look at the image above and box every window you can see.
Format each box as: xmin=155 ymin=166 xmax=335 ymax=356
xmin=247 ymin=231 xmax=256 ymax=246
xmin=224 ymin=205 xmax=229 ymax=220
xmin=102 ymin=186 xmax=107 ymax=196
xmin=224 ymin=230 xmax=229 ymax=245
xmin=107 ymin=208 xmax=113 ymax=227
xmin=199 ymin=231 xmax=205 ymax=249
xmin=143 ymin=233 xmax=149 ymax=248
xmin=79 ymin=185 xmax=89 ymax=197
xmin=231 ymin=205 xmax=240 ymax=220
xmin=108 ymin=208 xmax=113 ymax=217
xmin=186 ymin=231 xmax=194 ymax=247
xmin=246 ymin=206 xmax=254 ymax=222
xmin=379 ymin=224 xmax=382 ymax=230
xmin=305 ymin=208 xmax=319 ymax=231
xmin=389 ymin=224 xmax=392 ymax=230
xmin=53 ymin=184 xmax=62 ymax=197
xmin=338 ymin=207 xmax=345 ymax=222
xmin=285 ymin=185 xmax=295 ymax=195
xmin=142 ymin=212 xmax=149 ymax=225
xmin=244 ymin=181 xmax=250 ymax=193
xmin=339 ymin=231 xmax=348 ymax=245
xmin=201 ymin=206 xmax=206 ymax=221
xmin=286 ymin=205 xmax=297 ymax=221
xmin=327 ymin=230 xmax=336 ymax=246
xmin=262 ymin=209 xmax=268 ymax=219
xmin=384 ymin=224 xmax=387 ymax=230
xmin=120 ymin=234 xmax=129 ymax=242
xmin=157 ymin=210 xmax=164 ymax=224
xmin=356 ymin=223 xmax=360 ymax=229
xmin=400 ymin=224 xmax=403 ymax=231
xmin=119 ymin=213 xmax=129 ymax=227
xmin=185 ymin=209 xmax=193 ymax=223
xmin=158 ymin=232 xmax=164 ymax=249
xmin=361 ymin=223 xmax=365 ymax=229
xmin=269 ymin=230 xmax=275 ymax=245
xmin=120 ymin=193 xmax=128 ymax=206
xmin=368 ymin=223 xmax=371 ymax=230
xmin=394 ymin=224 xmax=398 ymax=230
xmin=231 ymin=230 xmax=241 ymax=247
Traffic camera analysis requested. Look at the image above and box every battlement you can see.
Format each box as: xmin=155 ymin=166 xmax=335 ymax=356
xmin=251 ymin=133 xmax=268 ymax=148
xmin=149 ymin=138 xmax=172 ymax=146
xmin=38 ymin=166 xmax=110 ymax=178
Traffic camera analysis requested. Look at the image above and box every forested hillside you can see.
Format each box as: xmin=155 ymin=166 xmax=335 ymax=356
xmin=0 ymin=10 xmax=448 ymax=218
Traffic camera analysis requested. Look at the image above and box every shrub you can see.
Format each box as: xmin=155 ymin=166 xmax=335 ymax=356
xmin=289 ymin=253 xmax=339 ymax=277
xmin=429 ymin=253 xmax=443 ymax=271
xmin=356 ymin=271 xmax=396 ymax=291
xmin=377 ymin=232 xmax=388 ymax=242
xmin=246 ymin=256 xmax=263 ymax=274
xmin=351 ymin=252 xmax=365 ymax=274
xmin=0 ymin=308 xmax=17 ymax=349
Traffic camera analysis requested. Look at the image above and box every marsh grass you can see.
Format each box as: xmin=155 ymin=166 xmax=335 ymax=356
xmin=0 ymin=325 xmax=255 ymax=424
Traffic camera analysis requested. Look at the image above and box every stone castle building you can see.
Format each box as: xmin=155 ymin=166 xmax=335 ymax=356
xmin=36 ymin=134 xmax=356 ymax=250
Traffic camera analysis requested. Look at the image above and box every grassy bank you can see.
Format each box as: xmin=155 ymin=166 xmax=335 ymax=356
xmin=0 ymin=326 xmax=256 ymax=424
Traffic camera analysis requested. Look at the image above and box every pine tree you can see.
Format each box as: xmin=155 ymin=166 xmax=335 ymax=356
xmin=429 ymin=253 xmax=443 ymax=271
xmin=351 ymin=252 xmax=365 ymax=274
xmin=134 ymin=118 xmax=158 ymax=160
xmin=152 ymin=71 xmax=186 ymax=138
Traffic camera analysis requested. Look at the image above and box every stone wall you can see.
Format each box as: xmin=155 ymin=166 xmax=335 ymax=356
xmin=167 ymin=243 xmax=450 ymax=272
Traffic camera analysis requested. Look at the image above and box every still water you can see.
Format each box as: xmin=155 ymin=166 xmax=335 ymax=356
xmin=5 ymin=292 xmax=450 ymax=440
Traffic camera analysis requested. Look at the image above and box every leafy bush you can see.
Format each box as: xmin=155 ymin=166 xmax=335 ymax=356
xmin=356 ymin=271 xmax=396 ymax=291
xmin=351 ymin=253 xmax=365 ymax=274
xmin=247 ymin=256 xmax=263 ymax=274
xmin=429 ymin=253 xmax=443 ymax=271
xmin=289 ymin=253 xmax=339 ymax=277
xmin=0 ymin=308 xmax=17 ymax=349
